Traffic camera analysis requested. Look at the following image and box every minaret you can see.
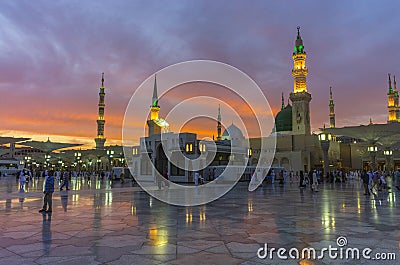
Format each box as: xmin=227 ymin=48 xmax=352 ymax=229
xmin=289 ymin=27 xmax=312 ymax=135
xmin=387 ymin=73 xmax=397 ymax=123
xmin=394 ymin=75 xmax=399 ymax=122
xmin=150 ymin=74 xmax=160 ymax=120
xmin=95 ymin=73 xmax=106 ymax=150
xmin=281 ymin=93 xmax=285 ymax=110
xmin=147 ymin=75 xmax=162 ymax=136
xmin=217 ymin=105 xmax=222 ymax=140
xmin=329 ymin=87 xmax=335 ymax=128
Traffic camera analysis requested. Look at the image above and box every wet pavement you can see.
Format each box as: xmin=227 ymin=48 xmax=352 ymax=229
xmin=0 ymin=176 xmax=399 ymax=264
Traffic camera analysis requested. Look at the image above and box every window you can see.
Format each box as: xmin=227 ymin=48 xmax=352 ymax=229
xmin=199 ymin=143 xmax=206 ymax=152
xmin=185 ymin=143 xmax=193 ymax=153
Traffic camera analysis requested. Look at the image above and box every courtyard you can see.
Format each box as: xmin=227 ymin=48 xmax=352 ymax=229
xmin=0 ymin=177 xmax=398 ymax=265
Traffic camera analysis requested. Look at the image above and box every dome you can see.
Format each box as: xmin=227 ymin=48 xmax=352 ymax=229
xmin=221 ymin=123 xmax=244 ymax=140
xmin=275 ymin=104 xmax=292 ymax=132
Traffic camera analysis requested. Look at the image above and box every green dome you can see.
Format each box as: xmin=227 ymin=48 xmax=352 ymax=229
xmin=275 ymin=104 xmax=292 ymax=132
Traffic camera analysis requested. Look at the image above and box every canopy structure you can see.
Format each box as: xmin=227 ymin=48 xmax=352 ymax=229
xmin=0 ymin=137 xmax=30 ymax=145
xmin=325 ymin=123 xmax=400 ymax=145
xmin=325 ymin=123 xmax=400 ymax=171
xmin=0 ymin=150 xmax=9 ymax=156
xmin=60 ymin=148 xmax=107 ymax=161
xmin=21 ymin=138 xmax=82 ymax=153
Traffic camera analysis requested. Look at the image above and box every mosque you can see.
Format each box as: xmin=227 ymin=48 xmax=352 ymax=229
xmin=128 ymin=27 xmax=343 ymax=180
xmin=130 ymin=75 xmax=248 ymax=182
xmin=249 ymin=27 xmax=340 ymax=174
xmin=3 ymin=27 xmax=399 ymax=178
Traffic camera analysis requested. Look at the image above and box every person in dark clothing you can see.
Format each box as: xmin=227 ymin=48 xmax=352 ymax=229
xmin=279 ymin=170 xmax=284 ymax=185
xmin=60 ymin=171 xmax=69 ymax=191
xmin=39 ymin=170 xmax=55 ymax=213
xmin=361 ymin=170 xmax=370 ymax=195
xmin=299 ymin=170 xmax=306 ymax=188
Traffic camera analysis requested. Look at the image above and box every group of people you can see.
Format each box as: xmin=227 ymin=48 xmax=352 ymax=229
xmin=18 ymin=169 xmax=32 ymax=190
xmin=360 ymin=169 xmax=400 ymax=195
xmin=297 ymin=170 xmax=320 ymax=192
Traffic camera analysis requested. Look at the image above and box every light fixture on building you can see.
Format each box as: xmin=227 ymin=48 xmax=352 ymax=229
xmin=247 ymin=148 xmax=252 ymax=157
xmin=367 ymin=146 xmax=378 ymax=152
xmin=384 ymin=150 xmax=393 ymax=156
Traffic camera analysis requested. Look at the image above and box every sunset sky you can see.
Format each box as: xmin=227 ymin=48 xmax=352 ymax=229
xmin=1 ymin=1 xmax=400 ymax=148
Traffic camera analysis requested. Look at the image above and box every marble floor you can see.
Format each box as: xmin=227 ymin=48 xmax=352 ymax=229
xmin=0 ymin=176 xmax=399 ymax=265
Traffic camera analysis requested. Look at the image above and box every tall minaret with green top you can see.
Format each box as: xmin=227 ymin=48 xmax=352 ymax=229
xmin=387 ymin=73 xmax=397 ymax=123
xmin=147 ymin=75 xmax=162 ymax=136
xmin=329 ymin=87 xmax=335 ymax=128
xmin=394 ymin=75 xmax=399 ymax=122
xmin=289 ymin=27 xmax=312 ymax=135
xmin=95 ymin=73 xmax=106 ymax=150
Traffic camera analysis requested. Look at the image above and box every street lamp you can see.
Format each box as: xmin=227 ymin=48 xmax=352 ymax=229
xmin=44 ymin=154 xmax=51 ymax=168
xmin=318 ymin=129 xmax=332 ymax=182
xmin=247 ymin=148 xmax=253 ymax=166
xmin=57 ymin=158 xmax=63 ymax=170
xmin=88 ymin=159 xmax=93 ymax=171
xmin=106 ymin=150 xmax=114 ymax=170
xmin=24 ymin=156 xmax=31 ymax=169
xmin=384 ymin=149 xmax=393 ymax=172
xmin=367 ymin=145 xmax=378 ymax=171
xmin=74 ymin=152 xmax=82 ymax=172
xmin=97 ymin=157 xmax=102 ymax=171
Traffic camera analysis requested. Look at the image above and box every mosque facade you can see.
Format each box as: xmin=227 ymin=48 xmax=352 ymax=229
xmin=111 ymin=27 xmax=400 ymax=181
xmin=249 ymin=27 xmax=342 ymax=174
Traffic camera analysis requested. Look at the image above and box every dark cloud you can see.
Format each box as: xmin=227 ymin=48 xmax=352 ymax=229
xmin=1 ymin=0 xmax=399 ymax=144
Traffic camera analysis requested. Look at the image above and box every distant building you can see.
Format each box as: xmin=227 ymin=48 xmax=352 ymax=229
xmin=131 ymin=76 xmax=247 ymax=182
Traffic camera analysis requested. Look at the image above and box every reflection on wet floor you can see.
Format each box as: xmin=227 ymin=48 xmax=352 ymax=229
xmin=0 ymin=177 xmax=399 ymax=264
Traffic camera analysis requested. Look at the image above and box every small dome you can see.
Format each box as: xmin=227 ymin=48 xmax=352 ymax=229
xmin=221 ymin=123 xmax=244 ymax=140
xmin=275 ymin=104 xmax=292 ymax=132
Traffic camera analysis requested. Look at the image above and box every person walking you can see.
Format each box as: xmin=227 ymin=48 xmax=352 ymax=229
xmin=279 ymin=170 xmax=284 ymax=185
xmin=371 ymin=171 xmax=380 ymax=193
xmin=60 ymin=171 xmax=69 ymax=191
xmin=394 ymin=168 xmax=400 ymax=191
xmin=39 ymin=170 xmax=54 ymax=213
xmin=299 ymin=170 xmax=306 ymax=188
xmin=120 ymin=172 xmax=125 ymax=184
xmin=19 ymin=170 xmax=26 ymax=190
xmin=361 ymin=170 xmax=370 ymax=195
xmin=271 ymin=170 xmax=275 ymax=184
xmin=311 ymin=170 xmax=319 ymax=192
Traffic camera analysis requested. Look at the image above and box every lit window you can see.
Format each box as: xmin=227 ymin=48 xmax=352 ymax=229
xmin=186 ymin=143 xmax=193 ymax=153
xmin=199 ymin=143 xmax=206 ymax=152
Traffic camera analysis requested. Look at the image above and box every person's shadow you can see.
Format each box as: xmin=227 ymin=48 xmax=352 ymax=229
xmin=61 ymin=192 xmax=68 ymax=212
xmin=19 ymin=188 xmax=25 ymax=208
xmin=42 ymin=212 xmax=52 ymax=256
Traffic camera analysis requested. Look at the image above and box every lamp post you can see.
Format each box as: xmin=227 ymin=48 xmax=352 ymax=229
xmin=106 ymin=150 xmax=114 ymax=170
xmin=383 ymin=149 xmax=393 ymax=172
xmin=44 ymin=154 xmax=51 ymax=168
xmin=247 ymin=148 xmax=253 ymax=166
xmin=97 ymin=157 xmax=102 ymax=171
xmin=24 ymin=156 xmax=31 ymax=170
xmin=88 ymin=159 xmax=93 ymax=171
xmin=318 ymin=130 xmax=332 ymax=182
xmin=58 ymin=158 xmax=63 ymax=171
xmin=74 ymin=152 xmax=82 ymax=173
xmin=367 ymin=145 xmax=378 ymax=171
